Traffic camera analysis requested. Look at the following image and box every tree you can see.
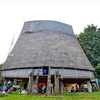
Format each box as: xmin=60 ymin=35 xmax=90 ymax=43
xmin=0 ymin=63 xmax=3 ymax=69
xmin=77 ymin=24 xmax=100 ymax=68
xmin=0 ymin=63 xmax=3 ymax=76
xmin=95 ymin=64 xmax=100 ymax=78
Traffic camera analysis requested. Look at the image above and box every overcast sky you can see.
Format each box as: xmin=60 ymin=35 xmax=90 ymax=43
xmin=0 ymin=0 xmax=100 ymax=63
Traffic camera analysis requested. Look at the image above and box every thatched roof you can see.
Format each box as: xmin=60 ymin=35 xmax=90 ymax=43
xmin=2 ymin=20 xmax=94 ymax=71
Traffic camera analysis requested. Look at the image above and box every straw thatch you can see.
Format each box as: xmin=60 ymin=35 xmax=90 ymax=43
xmin=1 ymin=20 xmax=94 ymax=71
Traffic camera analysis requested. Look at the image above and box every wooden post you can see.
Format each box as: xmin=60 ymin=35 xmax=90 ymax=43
xmin=32 ymin=69 xmax=40 ymax=95
xmin=28 ymin=69 xmax=34 ymax=94
xmin=79 ymin=83 xmax=82 ymax=92
xmin=27 ymin=73 xmax=34 ymax=94
xmin=55 ymin=70 xmax=59 ymax=94
xmin=87 ymin=80 xmax=92 ymax=92
xmin=60 ymin=79 xmax=63 ymax=93
xmin=3 ymin=79 xmax=6 ymax=93
xmin=95 ymin=79 xmax=99 ymax=91
xmin=46 ymin=66 xmax=51 ymax=95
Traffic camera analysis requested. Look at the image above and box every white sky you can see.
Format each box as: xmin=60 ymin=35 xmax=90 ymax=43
xmin=0 ymin=0 xmax=100 ymax=63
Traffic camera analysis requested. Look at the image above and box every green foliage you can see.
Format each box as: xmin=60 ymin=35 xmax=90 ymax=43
xmin=18 ymin=82 xmax=24 ymax=88
xmin=0 ymin=63 xmax=3 ymax=69
xmin=77 ymin=24 xmax=100 ymax=68
xmin=0 ymin=63 xmax=3 ymax=76
xmin=95 ymin=64 xmax=100 ymax=78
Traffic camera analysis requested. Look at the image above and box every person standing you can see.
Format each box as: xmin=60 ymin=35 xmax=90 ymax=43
xmin=7 ymin=80 xmax=12 ymax=86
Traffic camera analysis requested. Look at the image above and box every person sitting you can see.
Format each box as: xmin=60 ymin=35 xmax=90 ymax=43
xmin=42 ymin=84 xmax=46 ymax=93
xmin=81 ymin=85 xmax=85 ymax=92
xmin=71 ymin=86 xmax=75 ymax=92
xmin=13 ymin=80 xmax=17 ymax=85
xmin=38 ymin=84 xmax=43 ymax=93
xmin=5 ymin=84 xmax=11 ymax=93
xmin=7 ymin=87 xmax=13 ymax=94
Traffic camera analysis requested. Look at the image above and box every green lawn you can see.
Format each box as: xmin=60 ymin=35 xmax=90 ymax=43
xmin=0 ymin=92 xmax=100 ymax=100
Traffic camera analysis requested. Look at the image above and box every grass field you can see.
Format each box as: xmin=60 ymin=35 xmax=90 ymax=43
xmin=0 ymin=92 xmax=100 ymax=100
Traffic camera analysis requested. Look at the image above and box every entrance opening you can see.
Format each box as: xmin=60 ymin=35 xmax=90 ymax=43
xmin=43 ymin=67 xmax=48 ymax=75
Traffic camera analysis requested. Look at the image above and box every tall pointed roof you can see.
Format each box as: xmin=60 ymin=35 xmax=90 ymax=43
xmin=2 ymin=20 xmax=94 ymax=71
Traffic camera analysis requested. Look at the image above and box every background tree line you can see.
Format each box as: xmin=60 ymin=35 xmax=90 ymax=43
xmin=77 ymin=24 xmax=100 ymax=78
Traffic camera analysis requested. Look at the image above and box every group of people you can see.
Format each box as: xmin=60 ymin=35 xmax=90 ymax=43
xmin=3 ymin=80 xmax=13 ymax=94
xmin=2 ymin=80 xmax=28 ymax=94
xmin=38 ymin=83 xmax=54 ymax=94
xmin=63 ymin=85 xmax=79 ymax=93
xmin=38 ymin=84 xmax=47 ymax=93
xmin=2 ymin=80 xmax=85 ymax=94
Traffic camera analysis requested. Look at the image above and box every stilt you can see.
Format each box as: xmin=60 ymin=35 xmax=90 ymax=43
xmin=55 ymin=70 xmax=59 ymax=94
xmin=60 ymin=79 xmax=63 ymax=93
xmin=90 ymin=78 xmax=99 ymax=91
xmin=75 ymin=84 xmax=79 ymax=92
xmin=46 ymin=66 xmax=51 ymax=95
xmin=32 ymin=69 xmax=40 ymax=95
xmin=2 ymin=79 xmax=6 ymax=93
xmin=87 ymin=80 xmax=92 ymax=92
xmin=95 ymin=79 xmax=99 ymax=91
xmin=78 ymin=83 xmax=82 ymax=92
xmin=27 ymin=70 xmax=34 ymax=94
